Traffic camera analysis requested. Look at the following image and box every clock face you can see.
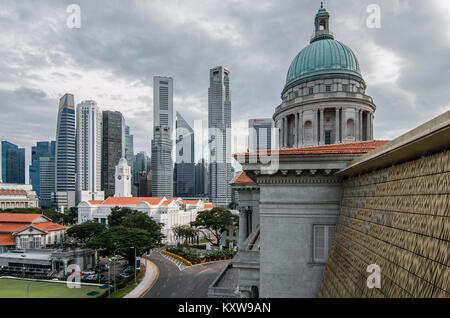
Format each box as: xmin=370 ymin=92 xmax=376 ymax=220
xmin=118 ymin=175 xmax=122 ymax=180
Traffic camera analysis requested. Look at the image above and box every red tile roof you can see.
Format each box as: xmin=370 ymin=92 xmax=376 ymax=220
xmin=233 ymin=171 xmax=255 ymax=184
xmin=203 ymin=203 xmax=216 ymax=209
xmin=88 ymin=200 xmax=104 ymax=205
xmin=33 ymin=222 xmax=66 ymax=231
xmin=90 ymin=197 xmax=166 ymax=206
xmin=182 ymin=200 xmax=201 ymax=204
xmin=234 ymin=140 xmax=389 ymax=157
xmin=0 ymin=213 xmax=43 ymax=223
xmin=0 ymin=234 xmax=15 ymax=246
xmin=0 ymin=189 xmax=27 ymax=195
xmin=0 ymin=223 xmax=28 ymax=232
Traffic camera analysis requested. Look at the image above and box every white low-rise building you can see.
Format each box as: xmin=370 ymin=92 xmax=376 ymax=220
xmin=0 ymin=183 xmax=39 ymax=210
xmin=78 ymin=197 xmax=215 ymax=244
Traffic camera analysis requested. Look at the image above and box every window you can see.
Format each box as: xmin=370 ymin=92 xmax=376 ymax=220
xmin=313 ymin=225 xmax=335 ymax=263
xmin=346 ymin=119 xmax=355 ymax=138
xmin=342 ymin=84 xmax=349 ymax=92
xmin=304 ymin=121 xmax=313 ymax=139
xmin=325 ymin=85 xmax=331 ymax=92
xmin=325 ymin=131 xmax=332 ymax=145
xmin=309 ymin=87 xmax=314 ymax=95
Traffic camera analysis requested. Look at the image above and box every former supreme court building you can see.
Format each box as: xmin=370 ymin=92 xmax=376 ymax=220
xmin=208 ymin=5 xmax=449 ymax=298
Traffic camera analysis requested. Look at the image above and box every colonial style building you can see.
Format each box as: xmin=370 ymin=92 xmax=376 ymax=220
xmin=0 ymin=183 xmax=39 ymax=210
xmin=209 ymin=5 xmax=449 ymax=299
xmin=78 ymin=197 xmax=215 ymax=244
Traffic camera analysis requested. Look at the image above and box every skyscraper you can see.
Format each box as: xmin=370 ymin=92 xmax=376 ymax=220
xmin=39 ymin=156 xmax=55 ymax=207
xmin=101 ymin=110 xmax=124 ymax=198
xmin=248 ymin=118 xmax=273 ymax=152
xmin=175 ymin=112 xmax=195 ymax=197
xmin=29 ymin=141 xmax=55 ymax=196
xmin=53 ymin=93 xmax=76 ymax=208
xmin=1 ymin=141 xmax=25 ymax=184
xmin=151 ymin=76 xmax=174 ymax=197
xmin=195 ymin=158 xmax=208 ymax=197
xmin=76 ymin=100 xmax=104 ymax=203
xmin=125 ymin=125 xmax=134 ymax=168
xmin=208 ymin=66 xmax=232 ymax=207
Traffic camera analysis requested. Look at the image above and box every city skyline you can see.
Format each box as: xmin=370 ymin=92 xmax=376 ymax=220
xmin=2 ymin=1 xmax=449 ymax=182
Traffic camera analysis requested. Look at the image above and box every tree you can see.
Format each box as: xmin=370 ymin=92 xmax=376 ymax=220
xmin=63 ymin=207 xmax=78 ymax=225
xmin=107 ymin=207 xmax=135 ymax=227
xmin=190 ymin=207 xmax=238 ymax=246
xmin=86 ymin=226 xmax=158 ymax=261
xmin=66 ymin=220 xmax=106 ymax=243
xmin=122 ymin=212 xmax=165 ymax=245
xmin=172 ymin=225 xmax=198 ymax=245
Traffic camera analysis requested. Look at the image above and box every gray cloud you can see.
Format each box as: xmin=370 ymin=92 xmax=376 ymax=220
xmin=0 ymin=0 xmax=449 ymax=180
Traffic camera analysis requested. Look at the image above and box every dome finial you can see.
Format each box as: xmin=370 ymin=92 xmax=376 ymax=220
xmin=321 ymin=1 xmax=323 ymax=9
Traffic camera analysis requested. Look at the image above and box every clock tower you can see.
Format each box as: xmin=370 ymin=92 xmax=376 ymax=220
xmin=114 ymin=157 xmax=132 ymax=197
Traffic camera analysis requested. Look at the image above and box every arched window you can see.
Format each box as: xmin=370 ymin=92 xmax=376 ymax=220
xmin=304 ymin=121 xmax=313 ymax=140
xmin=346 ymin=119 xmax=355 ymax=138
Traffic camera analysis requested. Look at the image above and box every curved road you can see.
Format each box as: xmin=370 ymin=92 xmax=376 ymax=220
xmin=144 ymin=250 xmax=229 ymax=298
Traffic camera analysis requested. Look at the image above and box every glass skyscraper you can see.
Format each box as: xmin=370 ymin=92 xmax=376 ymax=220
xmin=208 ymin=66 xmax=232 ymax=207
xmin=151 ymin=76 xmax=174 ymax=197
xmin=1 ymin=141 xmax=25 ymax=184
xmin=175 ymin=112 xmax=195 ymax=197
xmin=101 ymin=110 xmax=124 ymax=198
xmin=29 ymin=141 xmax=55 ymax=196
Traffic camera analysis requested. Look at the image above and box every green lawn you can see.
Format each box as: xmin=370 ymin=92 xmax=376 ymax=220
xmin=0 ymin=278 xmax=106 ymax=298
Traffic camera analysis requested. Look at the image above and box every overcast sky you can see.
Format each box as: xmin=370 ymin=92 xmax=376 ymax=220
xmin=1 ymin=0 xmax=449 ymax=181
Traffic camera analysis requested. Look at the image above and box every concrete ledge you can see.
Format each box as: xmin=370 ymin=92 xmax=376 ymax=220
xmin=123 ymin=258 xmax=159 ymax=298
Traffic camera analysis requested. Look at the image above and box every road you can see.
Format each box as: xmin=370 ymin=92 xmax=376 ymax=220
xmin=143 ymin=250 xmax=229 ymax=298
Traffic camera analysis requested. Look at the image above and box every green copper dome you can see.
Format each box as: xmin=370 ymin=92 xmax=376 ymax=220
xmin=283 ymin=5 xmax=363 ymax=94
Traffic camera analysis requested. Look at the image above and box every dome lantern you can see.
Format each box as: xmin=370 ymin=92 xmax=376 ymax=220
xmin=312 ymin=2 xmax=334 ymax=43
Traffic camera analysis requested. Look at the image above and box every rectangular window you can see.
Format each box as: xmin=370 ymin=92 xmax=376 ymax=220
xmin=325 ymin=131 xmax=332 ymax=145
xmin=313 ymin=225 xmax=335 ymax=263
xmin=309 ymin=87 xmax=314 ymax=95
xmin=342 ymin=84 xmax=349 ymax=92
xmin=325 ymin=85 xmax=331 ymax=92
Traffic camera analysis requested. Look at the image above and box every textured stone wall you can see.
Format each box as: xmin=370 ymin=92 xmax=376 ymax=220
xmin=318 ymin=149 xmax=449 ymax=298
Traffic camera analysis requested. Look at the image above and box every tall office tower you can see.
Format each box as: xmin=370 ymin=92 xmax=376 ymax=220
xmin=248 ymin=118 xmax=273 ymax=152
xmin=76 ymin=101 xmax=104 ymax=203
xmin=101 ymin=110 xmax=124 ymax=198
xmin=208 ymin=66 xmax=232 ymax=207
xmin=175 ymin=112 xmax=195 ymax=197
xmin=53 ymin=93 xmax=76 ymax=208
xmin=1 ymin=141 xmax=25 ymax=184
xmin=151 ymin=126 xmax=173 ymax=197
xmin=39 ymin=156 xmax=55 ymax=207
xmin=138 ymin=171 xmax=152 ymax=197
xmin=195 ymin=158 xmax=208 ymax=197
xmin=29 ymin=141 xmax=55 ymax=196
xmin=151 ymin=76 xmax=174 ymax=197
xmin=125 ymin=125 xmax=134 ymax=168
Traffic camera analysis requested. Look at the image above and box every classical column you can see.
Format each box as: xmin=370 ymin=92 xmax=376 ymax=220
xmin=366 ymin=112 xmax=371 ymax=140
xmin=319 ymin=108 xmax=325 ymax=145
xmin=238 ymin=208 xmax=248 ymax=248
xmin=359 ymin=110 xmax=363 ymax=141
xmin=294 ymin=113 xmax=298 ymax=147
xmin=313 ymin=110 xmax=318 ymax=144
xmin=298 ymin=111 xmax=303 ymax=146
xmin=335 ymin=107 xmax=340 ymax=143
xmin=371 ymin=114 xmax=374 ymax=139
xmin=283 ymin=117 xmax=288 ymax=148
